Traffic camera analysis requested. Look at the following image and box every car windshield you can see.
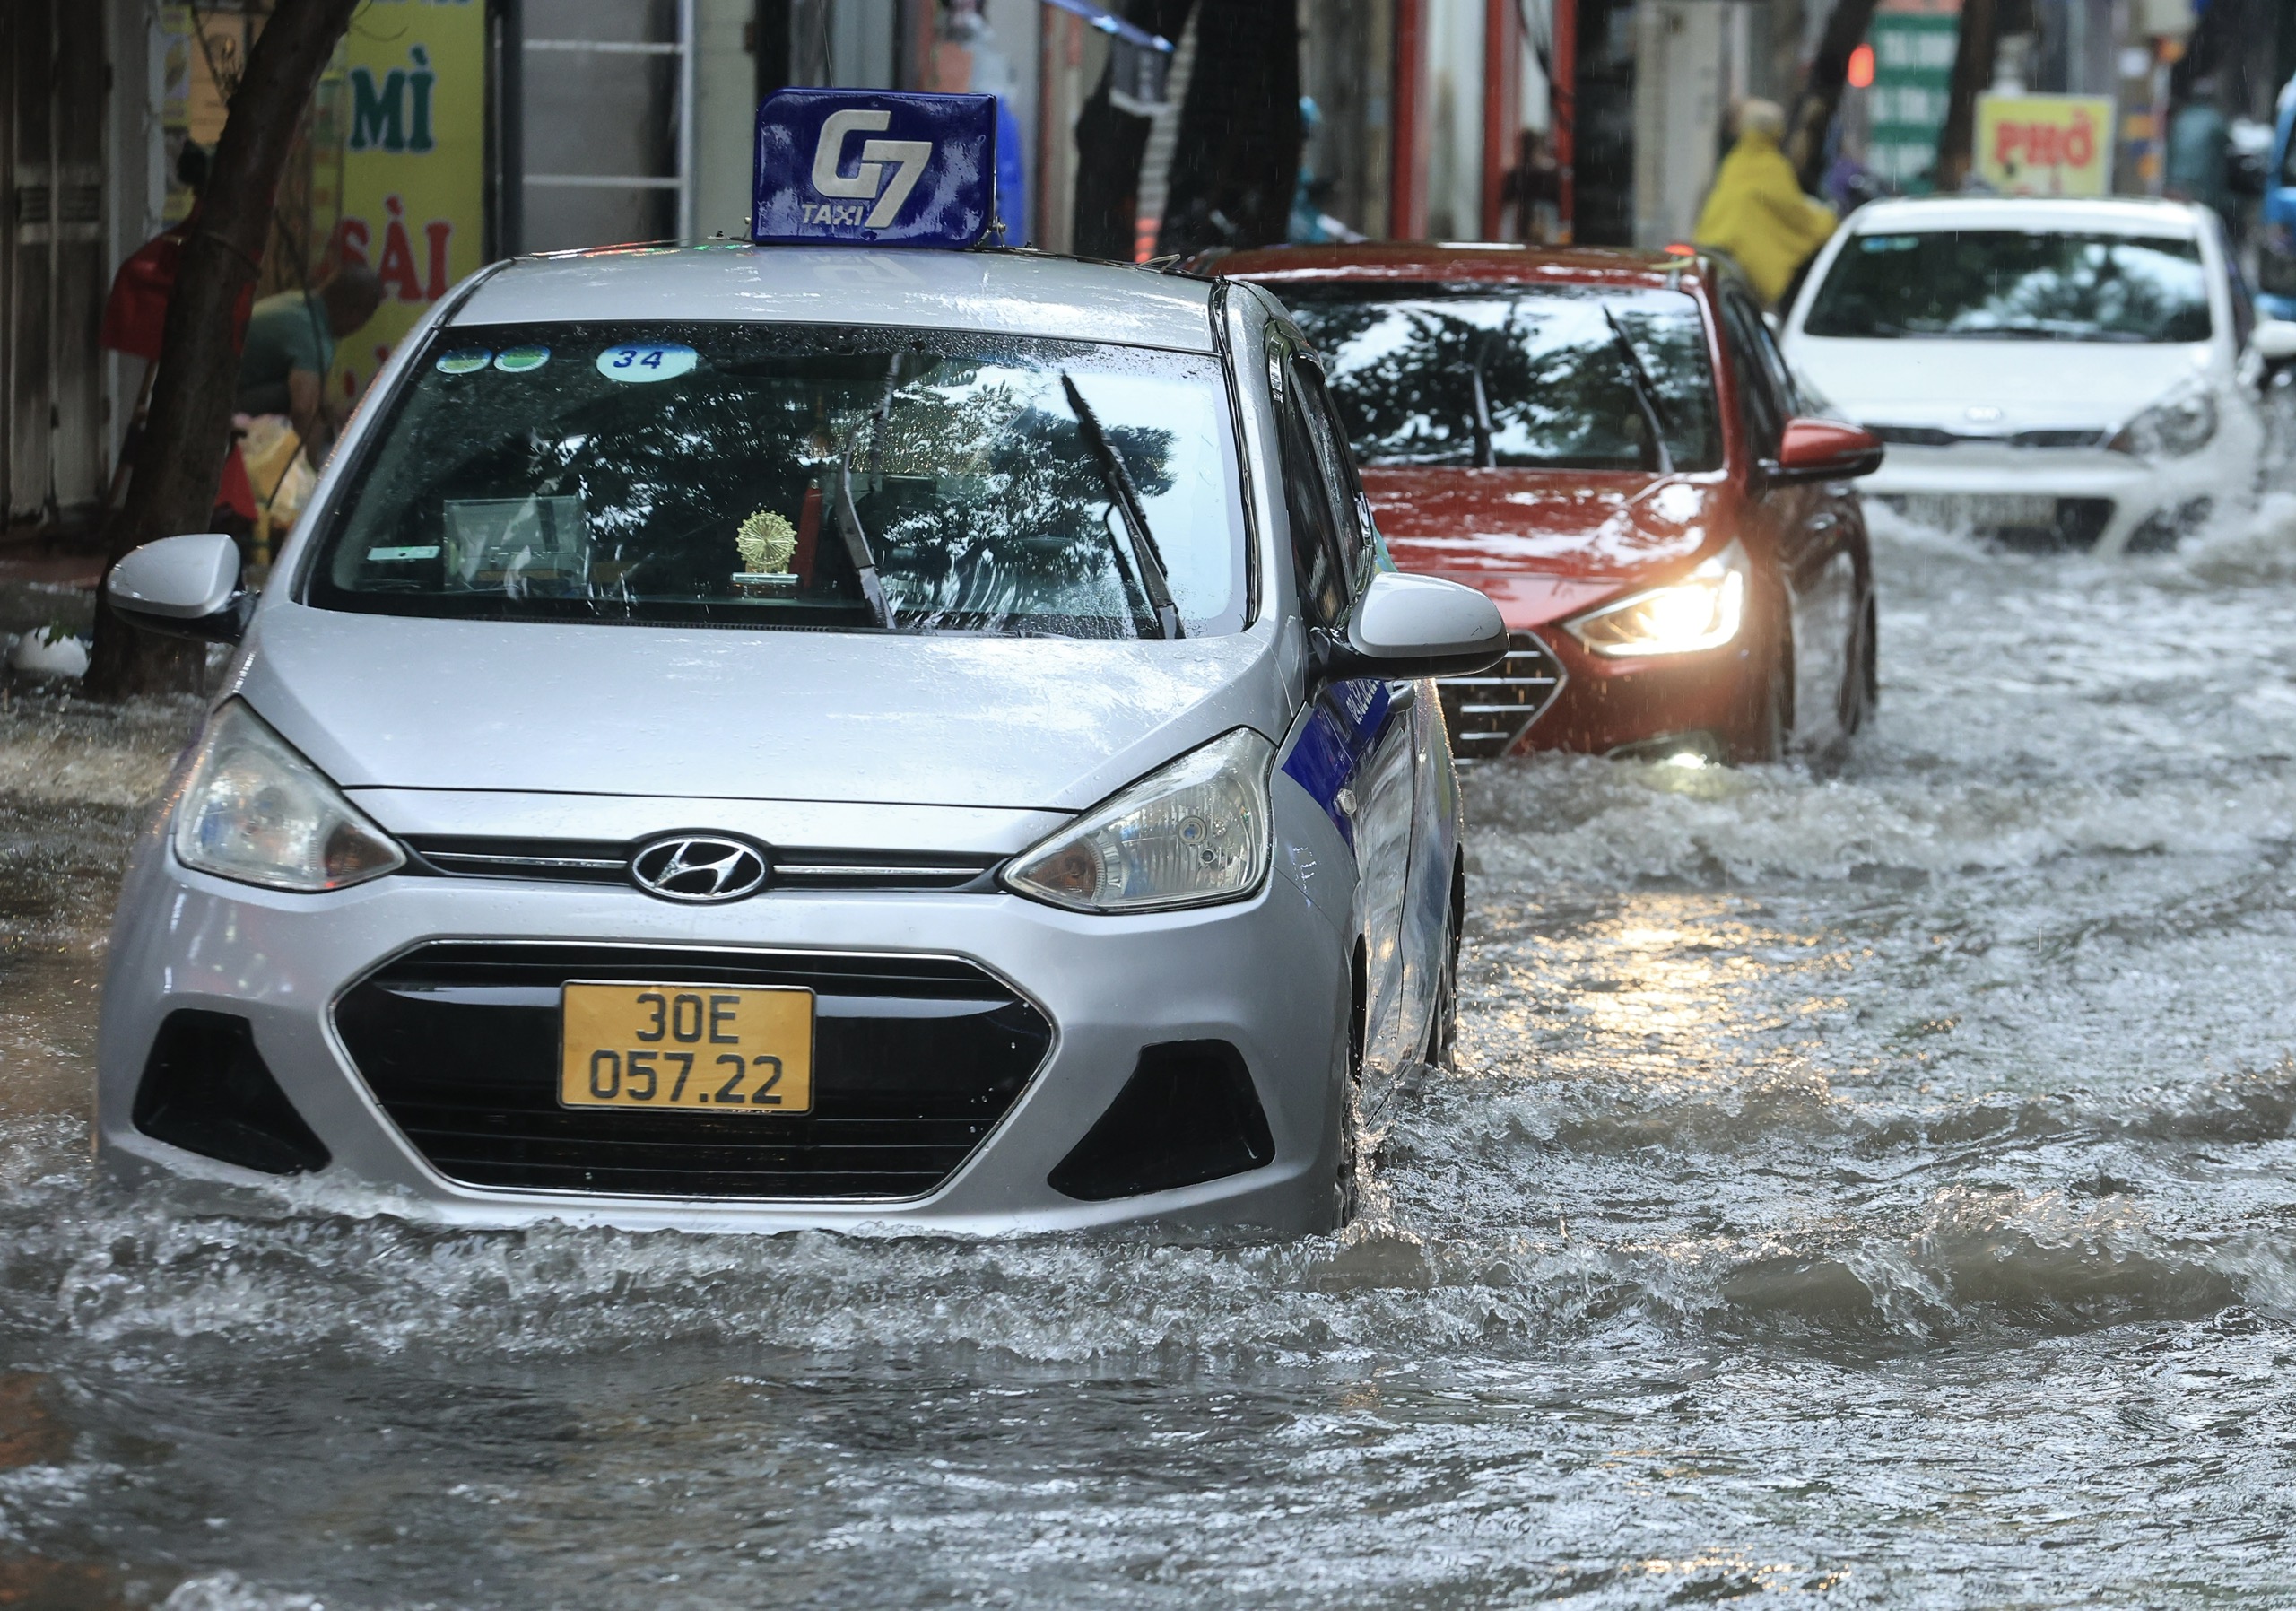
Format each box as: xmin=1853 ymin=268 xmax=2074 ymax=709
xmin=1276 ymin=283 xmax=1723 ymax=472
xmin=304 ymin=322 xmax=1247 ymax=638
xmin=1803 ymin=229 xmax=2212 ymax=342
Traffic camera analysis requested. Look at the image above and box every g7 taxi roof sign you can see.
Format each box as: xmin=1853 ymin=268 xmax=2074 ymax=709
xmin=752 ymin=89 xmax=998 ymax=248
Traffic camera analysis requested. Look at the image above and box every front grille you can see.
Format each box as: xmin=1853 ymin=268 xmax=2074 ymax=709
xmin=334 ymin=943 xmax=1052 ymax=1199
xmin=1866 ymin=423 xmax=2105 ymax=450
xmin=1437 ymin=633 xmax=1565 ymax=763
xmin=404 ymin=836 xmax=1001 ymax=893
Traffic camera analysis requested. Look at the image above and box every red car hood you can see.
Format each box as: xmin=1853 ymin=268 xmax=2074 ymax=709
xmin=1364 ymin=467 xmax=1724 ymax=631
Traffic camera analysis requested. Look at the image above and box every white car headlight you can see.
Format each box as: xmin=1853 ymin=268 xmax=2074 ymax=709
xmin=174 ymin=700 xmax=404 ymax=892
xmin=1004 ymin=728 xmax=1273 ymax=913
xmin=2108 ymin=381 xmax=2218 ymax=459
xmin=1566 ymin=539 xmax=1749 ymax=658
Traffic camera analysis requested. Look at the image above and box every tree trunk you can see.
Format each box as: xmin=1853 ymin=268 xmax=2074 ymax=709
xmin=83 ymin=0 xmax=362 ymax=700
xmin=1156 ymin=0 xmax=1300 ymax=255
xmin=1786 ymin=0 xmax=1883 ymax=192
xmin=1072 ymin=87 xmax=1160 ymax=260
xmin=1932 ymin=0 xmax=1997 ymax=192
xmin=1071 ymin=0 xmax=1196 ymax=261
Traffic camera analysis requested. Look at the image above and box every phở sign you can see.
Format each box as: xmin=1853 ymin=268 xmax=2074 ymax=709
xmin=1976 ymin=93 xmax=2114 ymax=196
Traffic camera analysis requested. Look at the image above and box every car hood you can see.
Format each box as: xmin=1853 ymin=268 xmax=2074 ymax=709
xmin=1364 ymin=467 xmax=1723 ymax=629
xmin=234 ymin=603 xmax=1282 ymax=812
xmin=1789 ymin=336 xmax=2212 ymax=430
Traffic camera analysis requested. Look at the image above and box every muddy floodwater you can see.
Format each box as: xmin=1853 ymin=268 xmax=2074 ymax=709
xmin=6 ymin=498 xmax=2296 ymax=1608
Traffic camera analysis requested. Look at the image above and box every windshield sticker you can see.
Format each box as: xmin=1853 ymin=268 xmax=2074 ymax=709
xmin=441 ymin=496 xmax=587 ymax=587
xmin=493 ymin=345 xmax=552 ymax=373
xmin=434 ymin=351 xmax=491 ymax=375
xmin=597 ymin=343 xmax=700 ymax=382
xmin=366 ymin=544 xmax=441 ymax=562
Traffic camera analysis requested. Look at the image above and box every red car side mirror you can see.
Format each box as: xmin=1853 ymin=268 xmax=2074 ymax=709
xmin=1766 ymin=418 xmax=1884 ymax=485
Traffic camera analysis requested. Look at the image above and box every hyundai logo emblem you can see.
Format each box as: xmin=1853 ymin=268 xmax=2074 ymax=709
xmin=629 ymin=835 xmax=770 ymax=903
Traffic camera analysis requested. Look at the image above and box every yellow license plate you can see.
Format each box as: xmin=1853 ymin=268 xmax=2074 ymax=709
xmin=559 ymin=982 xmax=814 ymax=1113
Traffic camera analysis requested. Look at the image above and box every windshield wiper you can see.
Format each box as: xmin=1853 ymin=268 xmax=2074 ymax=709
xmin=1062 ymin=372 xmax=1180 ymax=640
xmin=1601 ymin=305 xmax=1675 ymax=475
xmin=833 ymin=451 xmax=893 ymax=629
xmin=832 ymin=354 xmax=903 ymax=630
xmin=1465 ymin=353 xmax=1495 ymax=468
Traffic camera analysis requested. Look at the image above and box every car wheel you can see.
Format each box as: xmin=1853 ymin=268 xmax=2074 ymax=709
xmin=1862 ymin=597 xmax=1879 ymax=709
xmin=1732 ymin=631 xmax=1792 ymax=764
xmin=1329 ymin=1098 xmax=1360 ymax=1228
xmin=1839 ymin=595 xmax=1877 ymax=735
xmin=1423 ymin=856 xmax=1464 ymax=1072
xmin=1326 ymin=942 xmax=1369 ymax=1228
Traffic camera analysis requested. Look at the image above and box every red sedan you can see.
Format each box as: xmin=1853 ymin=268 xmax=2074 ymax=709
xmin=1217 ymin=244 xmax=1885 ymax=765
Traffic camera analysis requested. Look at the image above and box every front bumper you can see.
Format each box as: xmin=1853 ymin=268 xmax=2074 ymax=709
xmin=1438 ymin=628 xmax=1768 ymax=762
xmin=97 ymin=838 xmax=1350 ymax=1235
xmin=1862 ymin=441 xmax=2236 ymax=554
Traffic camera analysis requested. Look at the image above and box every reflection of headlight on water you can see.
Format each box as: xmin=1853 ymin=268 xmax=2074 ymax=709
xmin=1567 ymin=539 xmax=1749 ymax=657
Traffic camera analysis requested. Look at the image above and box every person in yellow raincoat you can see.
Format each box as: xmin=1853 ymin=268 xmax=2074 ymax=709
xmin=1692 ymin=99 xmax=1839 ymax=308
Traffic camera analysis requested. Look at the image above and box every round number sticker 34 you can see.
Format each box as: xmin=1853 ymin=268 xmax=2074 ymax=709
xmin=596 ymin=343 xmax=699 ymax=382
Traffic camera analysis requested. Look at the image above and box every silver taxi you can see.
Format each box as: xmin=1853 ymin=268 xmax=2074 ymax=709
xmin=97 ymin=242 xmax=1505 ymax=1234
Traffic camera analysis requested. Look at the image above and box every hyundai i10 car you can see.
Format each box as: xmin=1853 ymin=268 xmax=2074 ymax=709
xmin=96 ymin=236 xmax=1505 ymax=1235
xmin=1215 ymin=244 xmax=1885 ymax=765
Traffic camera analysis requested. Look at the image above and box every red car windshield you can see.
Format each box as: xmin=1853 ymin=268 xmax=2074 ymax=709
xmin=1278 ymin=283 xmax=1724 ymax=473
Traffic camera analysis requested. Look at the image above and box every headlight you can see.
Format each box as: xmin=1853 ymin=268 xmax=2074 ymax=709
xmin=1565 ymin=540 xmax=1749 ymax=658
xmin=1004 ymin=728 xmax=1273 ymax=913
xmin=174 ymin=700 xmax=404 ymax=892
xmin=2108 ymin=382 xmax=2217 ymax=459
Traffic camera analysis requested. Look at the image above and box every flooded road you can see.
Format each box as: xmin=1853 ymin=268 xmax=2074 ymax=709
xmin=6 ymin=501 xmax=2296 ymax=1607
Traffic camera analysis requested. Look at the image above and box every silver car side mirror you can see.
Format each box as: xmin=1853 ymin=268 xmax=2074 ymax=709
xmin=1317 ymin=570 xmax=1509 ymax=682
xmin=106 ymin=532 xmax=250 ymax=643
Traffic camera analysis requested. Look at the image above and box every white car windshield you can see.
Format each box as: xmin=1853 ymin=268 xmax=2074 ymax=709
xmin=1803 ymin=229 xmax=2212 ymax=343
xmin=304 ymin=323 xmax=1248 ymax=639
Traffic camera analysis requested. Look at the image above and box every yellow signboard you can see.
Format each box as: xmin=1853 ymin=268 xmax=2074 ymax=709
xmin=1976 ymin=93 xmax=2115 ymax=197
xmin=331 ymin=0 xmax=485 ymax=408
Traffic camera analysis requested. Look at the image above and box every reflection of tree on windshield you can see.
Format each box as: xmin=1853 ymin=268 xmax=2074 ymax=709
xmin=849 ymin=371 xmax=1179 ymax=636
xmin=312 ymin=324 xmax=1225 ymax=639
xmin=1805 ymin=233 xmax=2212 ymax=343
xmin=1288 ymin=292 xmax=1722 ymax=472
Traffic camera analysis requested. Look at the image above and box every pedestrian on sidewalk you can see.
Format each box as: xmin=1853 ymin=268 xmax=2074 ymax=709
xmin=1692 ymin=99 xmax=1839 ymax=309
xmin=235 ymin=266 xmax=385 ymax=466
xmin=2164 ymin=75 xmax=2232 ymax=227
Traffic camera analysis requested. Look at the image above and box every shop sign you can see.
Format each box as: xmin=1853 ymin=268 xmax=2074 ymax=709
xmin=331 ymin=0 xmax=484 ymax=405
xmin=1976 ymin=93 xmax=2115 ymax=196
xmin=1866 ymin=0 xmax=1960 ymax=194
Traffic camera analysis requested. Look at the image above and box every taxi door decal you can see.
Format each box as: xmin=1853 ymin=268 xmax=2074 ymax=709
xmin=1281 ymin=678 xmax=1393 ymax=851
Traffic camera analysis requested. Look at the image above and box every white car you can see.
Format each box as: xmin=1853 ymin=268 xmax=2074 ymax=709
xmin=1782 ymin=195 xmax=2294 ymax=554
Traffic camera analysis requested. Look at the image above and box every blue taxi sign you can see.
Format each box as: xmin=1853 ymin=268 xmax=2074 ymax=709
xmin=752 ymin=90 xmax=998 ymax=248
